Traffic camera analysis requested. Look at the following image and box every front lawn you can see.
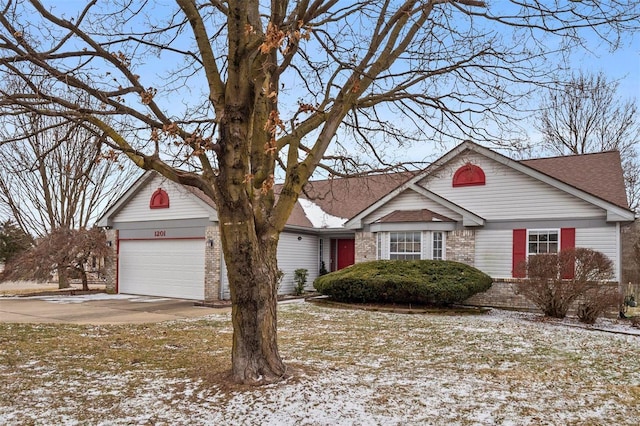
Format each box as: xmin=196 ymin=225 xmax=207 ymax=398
xmin=1 ymin=302 xmax=639 ymax=425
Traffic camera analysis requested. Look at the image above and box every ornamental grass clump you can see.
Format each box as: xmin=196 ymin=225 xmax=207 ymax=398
xmin=313 ymin=260 xmax=492 ymax=306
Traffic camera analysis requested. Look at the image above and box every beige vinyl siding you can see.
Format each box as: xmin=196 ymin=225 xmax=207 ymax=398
xmin=576 ymin=225 xmax=620 ymax=281
xmin=221 ymin=232 xmax=319 ymax=299
xmin=474 ymin=226 xmax=620 ymax=281
xmin=114 ymin=175 xmax=211 ymax=222
xmin=277 ymin=233 xmax=320 ymax=293
xmin=474 ymin=229 xmax=513 ymax=278
xmin=422 ymin=152 xmax=604 ymax=221
xmin=363 ymin=189 xmax=463 ymax=224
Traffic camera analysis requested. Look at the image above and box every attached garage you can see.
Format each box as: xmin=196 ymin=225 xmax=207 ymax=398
xmin=97 ymin=170 xmax=353 ymax=303
xmin=118 ymin=239 xmax=206 ymax=300
xmin=97 ymin=172 xmax=220 ymax=302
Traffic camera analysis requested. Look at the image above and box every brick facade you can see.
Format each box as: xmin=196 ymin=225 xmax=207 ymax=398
xmin=446 ymin=229 xmax=475 ymax=266
xmin=104 ymin=229 xmax=118 ymax=294
xmin=204 ymin=225 xmax=222 ymax=302
xmin=464 ymin=279 xmax=537 ymax=310
xmin=355 ymin=231 xmax=376 ymax=263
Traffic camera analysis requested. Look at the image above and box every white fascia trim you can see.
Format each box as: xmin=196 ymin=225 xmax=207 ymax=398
xmin=369 ymin=221 xmax=456 ymax=232
xmin=96 ymin=170 xmax=155 ymax=227
xmin=96 ymin=170 xmax=219 ymax=226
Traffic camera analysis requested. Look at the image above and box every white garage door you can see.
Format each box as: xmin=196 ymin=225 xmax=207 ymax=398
xmin=119 ymin=239 xmax=205 ymax=300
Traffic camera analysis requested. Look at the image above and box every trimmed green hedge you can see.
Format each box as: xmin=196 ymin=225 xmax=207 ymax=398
xmin=313 ymin=260 xmax=492 ymax=306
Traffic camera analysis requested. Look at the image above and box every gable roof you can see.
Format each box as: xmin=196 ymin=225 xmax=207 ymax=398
xmin=344 ymin=140 xmax=634 ymax=228
xmin=96 ymin=171 xmax=218 ymax=227
xmin=296 ymin=172 xmax=416 ymax=218
xmin=521 ymin=151 xmax=628 ymax=209
xmin=98 ymin=141 xmax=634 ymax=230
xmin=376 ymin=209 xmax=454 ymax=223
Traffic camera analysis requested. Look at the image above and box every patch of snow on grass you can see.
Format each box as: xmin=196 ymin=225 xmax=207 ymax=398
xmin=1 ymin=304 xmax=639 ymax=425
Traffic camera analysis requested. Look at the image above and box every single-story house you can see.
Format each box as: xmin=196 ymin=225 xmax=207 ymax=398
xmin=97 ymin=140 xmax=635 ymax=308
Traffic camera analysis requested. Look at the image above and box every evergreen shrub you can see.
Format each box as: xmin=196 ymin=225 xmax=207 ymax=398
xmin=313 ymin=260 xmax=492 ymax=306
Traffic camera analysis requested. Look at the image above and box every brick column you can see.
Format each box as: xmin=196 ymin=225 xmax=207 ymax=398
xmin=446 ymin=229 xmax=475 ymax=266
xmin=204 ymin=225 xmax=222 ymax=302
xmin=104 ymin=229 xmax=118 ymax=294
xmin=355 ymin=231 xmax=376 ymax=263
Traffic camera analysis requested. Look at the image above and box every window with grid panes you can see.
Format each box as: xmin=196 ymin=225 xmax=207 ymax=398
xmin=389 ymin=232 xmax=421 ymax=260
xmin=528 ymin=230 xmax=558 ymax=255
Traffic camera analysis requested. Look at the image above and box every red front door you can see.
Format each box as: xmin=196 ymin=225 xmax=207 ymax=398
xmin=336 ymin=238 xmax=355 ymax=270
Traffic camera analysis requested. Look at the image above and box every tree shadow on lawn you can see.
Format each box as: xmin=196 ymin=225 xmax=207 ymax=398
xmin=306 ymin=296 xmax=490 ymax=315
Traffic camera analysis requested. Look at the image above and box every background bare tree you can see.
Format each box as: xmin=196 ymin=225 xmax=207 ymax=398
xmin=4 ymin=227 xmax=108 ymax=291
xmin=0 ymin=111 xmax=137 ymax=237
xmin=0 ymin=1 xmax=638 ymax=384
xmin=535 ymin=71 xmax=640 ymax=210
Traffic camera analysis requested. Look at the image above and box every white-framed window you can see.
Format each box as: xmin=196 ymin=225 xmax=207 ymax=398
xmin=432 ymin=232 xmax=444 ymax=260
xmin=527 ymin=229 xmax=559 ymax=255
xmin=390 ymin=232 xmax=422 ymax=260
xmin=376 ymin=231 xmax=446 ymax=261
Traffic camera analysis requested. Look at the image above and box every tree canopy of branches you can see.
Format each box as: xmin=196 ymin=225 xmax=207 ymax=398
xmin=536 ymin=71 xmax=640 ymax=210
xmin=0 ymin=218 xmax=31 ymax=266
xmin=0 ymin=0 xmax=638 ymax=384
xmin=4 ymin=227 xmax=108 ymax=290
xmin=0 ymin=110 xmax=137 ymax=238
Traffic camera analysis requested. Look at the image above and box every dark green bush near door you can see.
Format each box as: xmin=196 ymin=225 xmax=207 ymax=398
xmin=313 ymin=260 xmax=492 ymax=306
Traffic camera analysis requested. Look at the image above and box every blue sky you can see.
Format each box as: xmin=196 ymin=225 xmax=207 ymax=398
xmin=30 ymin=1 xmax=640 ymax=166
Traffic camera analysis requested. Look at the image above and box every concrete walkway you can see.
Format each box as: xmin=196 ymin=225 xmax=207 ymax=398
xmin=0 ymin=294 xmax=231 ymax=325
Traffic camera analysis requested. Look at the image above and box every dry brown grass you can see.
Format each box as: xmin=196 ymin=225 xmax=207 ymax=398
xmin=1 ymin=302 xmax=639 ymax=425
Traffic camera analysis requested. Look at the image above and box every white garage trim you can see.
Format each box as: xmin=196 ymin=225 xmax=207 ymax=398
xmin=118 ymin=238 xmax=205 ymax=300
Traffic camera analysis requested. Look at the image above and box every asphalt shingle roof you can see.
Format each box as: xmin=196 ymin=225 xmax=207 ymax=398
xmin=521 ymin=151 xmax=629 ymax=209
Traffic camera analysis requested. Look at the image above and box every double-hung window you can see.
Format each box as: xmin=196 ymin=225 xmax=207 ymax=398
xmin=527 ymin=230 xmax=559 ymax=255
xmin=389 ymin=232 xmax=421 ymax=260
xmin=432 ymin=232 xmax=444 ymax=260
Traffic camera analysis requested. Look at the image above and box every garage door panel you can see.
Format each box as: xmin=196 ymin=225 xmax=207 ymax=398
xmin=119 ymin=239 xmax=205 ymax=300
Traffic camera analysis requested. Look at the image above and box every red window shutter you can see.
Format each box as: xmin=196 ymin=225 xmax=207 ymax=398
xmin=560 ymin=228 xmax=576 ymax=279
xmin=512 ymin=229 xmax=527 ymax=278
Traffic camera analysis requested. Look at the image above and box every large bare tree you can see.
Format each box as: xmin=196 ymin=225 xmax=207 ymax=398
xmin=536 ymin=71 xmax=640 ymax=210
xmin=0 ymin=108 xmax=137 ymax=288
xmin=0 ymin=110 xmax=136 ymax=237
xmin=0 ymin=1 xmax=638 ymax=384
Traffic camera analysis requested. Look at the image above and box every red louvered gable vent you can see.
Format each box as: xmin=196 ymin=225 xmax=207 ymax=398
xmin=453 ymin=163 xmax=486 ymax=187
xmin=150 ymin=188 xmax=170 ymax=209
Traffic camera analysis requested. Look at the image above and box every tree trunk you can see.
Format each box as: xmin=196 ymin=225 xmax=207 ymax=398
xmin=219 ymin=217 xmax=286 ymax=385
xmin=57 ymin=267 xmax=70 ymax=289
xmin=80 ymin=268 xmax=89 ymax=291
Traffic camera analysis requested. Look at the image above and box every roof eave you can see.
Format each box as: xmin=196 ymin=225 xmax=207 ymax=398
xmin=95 ymin=170 xmax=154 ymax=227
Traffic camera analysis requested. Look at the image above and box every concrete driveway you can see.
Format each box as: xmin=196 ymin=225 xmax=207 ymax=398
xmin=0 ymin=294 xmax=230 ymax=324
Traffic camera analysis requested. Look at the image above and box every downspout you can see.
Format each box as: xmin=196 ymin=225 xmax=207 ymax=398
xmin=616 ymin=222 xmax=622 ymax=284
